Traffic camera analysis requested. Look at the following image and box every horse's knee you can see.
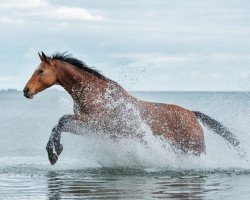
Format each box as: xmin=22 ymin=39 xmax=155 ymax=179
xmin=59 ymin=115 xmax=71 ymax=125
xmin=56 ymin=115 xmax=72 ymax=131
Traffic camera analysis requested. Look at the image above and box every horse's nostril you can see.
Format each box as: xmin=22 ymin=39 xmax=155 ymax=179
xmin=23 ymin=87 xmax=32 ymax=98
xmin=23 ymin=87 xmax=29 ymax=93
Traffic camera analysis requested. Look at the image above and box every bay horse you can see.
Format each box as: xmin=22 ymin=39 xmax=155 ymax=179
xmin=23 ymin=52 xmax=243 ymax=165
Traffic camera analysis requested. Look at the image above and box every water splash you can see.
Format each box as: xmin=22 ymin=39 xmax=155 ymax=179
xmin=54 ymin=91 xmax=250 ymax=172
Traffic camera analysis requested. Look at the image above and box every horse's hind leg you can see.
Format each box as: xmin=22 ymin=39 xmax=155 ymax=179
xmin=46 ymin=114 xmax=82 ymax=165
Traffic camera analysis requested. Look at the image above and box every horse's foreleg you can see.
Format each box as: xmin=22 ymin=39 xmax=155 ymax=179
xmin=46 ymin=114 xmax=83 ymax=165
xmin=46 ymin=128 xmax=59 ymax=165
xmin=46 ymin=126 xmax=63 ymax=165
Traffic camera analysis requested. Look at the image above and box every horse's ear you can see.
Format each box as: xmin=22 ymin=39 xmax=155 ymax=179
xmin=40 ymin=51 xmax=51 ymax=62
xmin=38 ymin=52 xmax=43 ymax=61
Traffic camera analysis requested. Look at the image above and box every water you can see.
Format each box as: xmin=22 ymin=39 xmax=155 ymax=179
xmin=0 ymin=90 xmax=250 ymax=199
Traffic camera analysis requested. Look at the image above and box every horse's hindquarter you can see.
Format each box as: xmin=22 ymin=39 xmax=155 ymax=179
xmin=140 ymin=101 xmax=206 ymax=154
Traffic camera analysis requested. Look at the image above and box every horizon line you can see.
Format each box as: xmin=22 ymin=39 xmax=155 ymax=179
xmin=1 ymin=88 xmax=250 ymax=93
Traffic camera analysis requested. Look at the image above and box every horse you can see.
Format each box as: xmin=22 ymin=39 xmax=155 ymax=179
xmin=23 ymin=51 xmax=243 ymax=165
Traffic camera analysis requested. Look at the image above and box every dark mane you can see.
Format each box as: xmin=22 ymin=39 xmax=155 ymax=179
xmin=51 ymin=52 xmax=107 ymax=80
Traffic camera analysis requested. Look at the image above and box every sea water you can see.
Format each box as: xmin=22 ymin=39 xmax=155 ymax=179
xmin=0 ymin=90 xmax=249 ymax=199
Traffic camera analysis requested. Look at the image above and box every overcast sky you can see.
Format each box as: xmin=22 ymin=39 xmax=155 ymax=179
xmin=0 ymin=0 xmax=250 ymax=91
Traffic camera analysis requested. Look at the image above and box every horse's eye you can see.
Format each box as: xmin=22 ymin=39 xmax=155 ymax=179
xmin=39 ymin=69 xmax=44 ymax=74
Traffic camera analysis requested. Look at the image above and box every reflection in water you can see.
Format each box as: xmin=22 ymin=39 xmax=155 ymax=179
xmin=152 ymin=176 xmax=206 ymax=199
xmin=47 ymin=170 xmax=129 ymax=200
xmin=46 ymin=169 xmax=210 ymax=199
xmin=47 ymin=171 xmax=62 ymax=200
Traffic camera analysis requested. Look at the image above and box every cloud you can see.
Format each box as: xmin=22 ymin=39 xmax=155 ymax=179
xmin=0 ymin=0 xmax=250 ymax=91
xmin=105 ymin=52 xmax=250 ymax=91
xmin=0 ymin=0 xmax=104 ymax=24
xmin=0 ymin=0 xmax=48 ymax=9
xmin=51 ymin=7 xmax=103 ymax=21
xmin=109 ymin=52 xmax=250 ymax=69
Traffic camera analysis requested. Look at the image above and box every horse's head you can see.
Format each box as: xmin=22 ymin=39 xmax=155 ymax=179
xmin=23 ymin=52 xmax=58 ymax=99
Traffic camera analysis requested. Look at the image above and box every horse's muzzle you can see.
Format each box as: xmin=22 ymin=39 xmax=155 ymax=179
xmin=23 ymin=87 xmax=34 ymax=99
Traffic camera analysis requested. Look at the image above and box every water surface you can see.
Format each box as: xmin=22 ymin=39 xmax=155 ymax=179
xmin=0 ymin=90 xmax=249 ymax=199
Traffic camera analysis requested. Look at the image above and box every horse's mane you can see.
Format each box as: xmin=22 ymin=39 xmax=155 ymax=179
xmin=51 ymin=52 xmax=107 ymax=80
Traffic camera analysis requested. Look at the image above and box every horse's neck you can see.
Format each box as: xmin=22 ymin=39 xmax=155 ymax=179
xmin=56 ymin=62 xmax=136 ymax=111
xmin=56 ymin=63 xmax=107 ymax=103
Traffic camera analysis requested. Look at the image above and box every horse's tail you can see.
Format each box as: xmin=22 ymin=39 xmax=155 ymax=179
xmin=193 ymin=111 xmax=246 ymax=157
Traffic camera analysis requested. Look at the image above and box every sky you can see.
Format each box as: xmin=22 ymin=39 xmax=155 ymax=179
xmin=0 ymin=0 xmax=250 ymax=91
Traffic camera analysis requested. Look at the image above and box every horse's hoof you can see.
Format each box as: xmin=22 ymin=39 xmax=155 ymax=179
xmin=55 ymin=144 xmax=63 ymax=156
xmin=48 ymin=153 xmax=58 ymax=165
